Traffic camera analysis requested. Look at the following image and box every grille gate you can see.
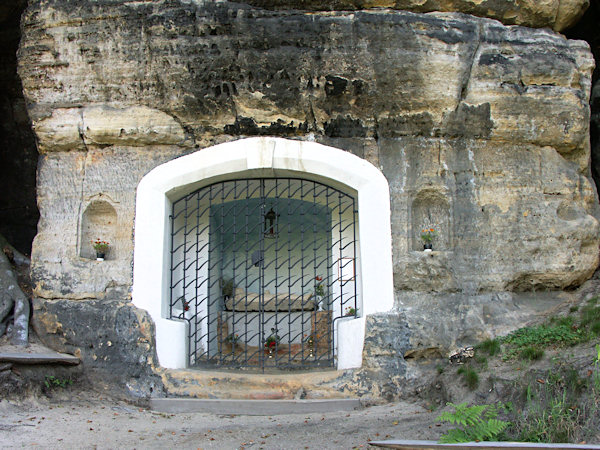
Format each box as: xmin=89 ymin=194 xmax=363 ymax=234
xmin=169 ymin=178 xmax=357 ymax=370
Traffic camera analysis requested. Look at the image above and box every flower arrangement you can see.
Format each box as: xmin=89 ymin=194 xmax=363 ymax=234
xmin=92 ymin=238 xmax=110 ymax=253
xmin=314 ymin=275 xmax=325 ymax=297
xmin=264 ymin=327 xmax=280 ymax=349
xmin=226 ymin=333 xmax=239 ymax=345
xmin=344 ymin=306 xmax=356 ymax=316
xmin=420 ymin=228 xmax=437 ymax=244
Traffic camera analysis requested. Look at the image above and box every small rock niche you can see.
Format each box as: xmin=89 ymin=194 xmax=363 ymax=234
xmin=411 ymin=189 xmax=451 ymax=251
xmin=79 ymin=199 xmax=117 ymax=260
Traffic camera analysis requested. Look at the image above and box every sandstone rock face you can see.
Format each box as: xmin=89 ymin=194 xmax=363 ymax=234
xmin=34 ymin=106 xmax=188 ymax=152
xmin=240 ymin=0 xmax=589 ymax=31
xmin=16 ymin=0 xmax=599 ymax=396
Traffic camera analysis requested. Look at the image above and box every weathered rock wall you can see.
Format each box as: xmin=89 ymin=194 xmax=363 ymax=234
xmin=16 ymin=0 xmax=600 ymax=396
xmin=19 ymin=1 xmax=597 ymax=296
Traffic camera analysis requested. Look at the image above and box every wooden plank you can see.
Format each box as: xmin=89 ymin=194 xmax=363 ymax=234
xmin=0 ymin=352 xmax=80 ymax=365
xmin=368 ymin=440 xmax=600 ymax=450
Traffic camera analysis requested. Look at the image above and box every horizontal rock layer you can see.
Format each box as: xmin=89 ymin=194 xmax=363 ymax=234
xmin=240 ymin=0 xmax=589 ymax=32
xmin=19 ymin=3 xmax=593 ymax=160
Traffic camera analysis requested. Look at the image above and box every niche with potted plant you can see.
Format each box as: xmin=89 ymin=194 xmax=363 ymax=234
xmin=79 ymin=198 xmax=117 ymax=260
xmin=411 ymin=189 xmax=451 ymax=252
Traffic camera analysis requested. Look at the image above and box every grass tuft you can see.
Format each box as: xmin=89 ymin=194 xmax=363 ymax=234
xmin=520 ymin=346 xmax=544 ymax=361
xmin=477 ymin=338 xmax=501 ymax=356
xmin=457 ymin=366 xmax=479 ymax=390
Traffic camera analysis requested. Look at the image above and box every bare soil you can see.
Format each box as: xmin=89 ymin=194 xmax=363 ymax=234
xmin=0 ymin=395 xmax=443 ymax=449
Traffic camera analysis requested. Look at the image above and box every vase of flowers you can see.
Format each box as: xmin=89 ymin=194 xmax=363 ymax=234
xmin=92 ymin=239 xmax=110 ymax=261
xmin=420 ymin=228 xmax=437 ymax=252
xmin=344 ymin=306 xmax=356 ymax=317
xmin=264 ymin=327 xmax=280 ymax=358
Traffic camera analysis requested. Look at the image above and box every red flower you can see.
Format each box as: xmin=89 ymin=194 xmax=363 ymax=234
xmin=315 ymin=276 xmax=323 ymax=281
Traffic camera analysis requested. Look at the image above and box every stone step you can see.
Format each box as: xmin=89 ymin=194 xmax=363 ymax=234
xmin=150 ymin=398 xmax=362 ymax=415
xmin=0 ymin=351 xmax=80 ymax=365
xmin=161 ymin=368 xmax=351 ymax=400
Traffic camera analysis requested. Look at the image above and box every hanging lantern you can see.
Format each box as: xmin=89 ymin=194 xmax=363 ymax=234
xmin=264 ymin=207 xmax=278 ymax=238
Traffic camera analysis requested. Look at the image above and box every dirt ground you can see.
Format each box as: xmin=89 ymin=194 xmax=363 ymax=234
xmin=0 ymin=395 xmax=444 ymax=449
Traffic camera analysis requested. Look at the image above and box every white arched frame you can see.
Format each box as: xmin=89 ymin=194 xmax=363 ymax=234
xmin=132 ymin=137 xmax=394 ymax=369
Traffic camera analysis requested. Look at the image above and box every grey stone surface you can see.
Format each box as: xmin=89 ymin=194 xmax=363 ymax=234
xmin=150 ymin=398 xmax=361 ymax=415
xmin=31 ymin=297 xmax=164 ymax=398
xmin=338 ymin=313 xmax=411 ymax=400
xmin=398 ymin=290 xmax=568 ymax=358
xmin=0 ymin=245 xmax=29 ymax=346
xmin=0 ymin=352 xmax=79 ymax=365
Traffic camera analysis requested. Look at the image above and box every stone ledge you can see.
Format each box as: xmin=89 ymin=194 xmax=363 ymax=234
xmin=150 ymin=398 xmax=362 ymax=415
xmin=0 ymin=352 xmax=80 ymax=365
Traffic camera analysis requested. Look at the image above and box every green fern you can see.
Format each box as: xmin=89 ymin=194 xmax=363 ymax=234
xmin=437 ymin=402 xmax=510 ymax=443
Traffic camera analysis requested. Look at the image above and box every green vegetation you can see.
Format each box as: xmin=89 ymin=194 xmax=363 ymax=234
xmin=519 ymin=346 xmax=544 ymax=361
xmin=507 ymin=364 xmax=599 ymax=443
xmin=500 ymin=323 xmax=582 ymax=360
xmin=457 ymin=365 xmax=479 ymax=390
xmin=44 ymin=375 xmax=72 ymax=389
xmin=434 ymin=296 xmax=600 ymax=444
xmin=498 ymin=297 xmax=600 ymax=361
xmin=436 ymin=402 xmax=510 ymax=443
xmin=477 ymin=338 xmax=501 ymax=356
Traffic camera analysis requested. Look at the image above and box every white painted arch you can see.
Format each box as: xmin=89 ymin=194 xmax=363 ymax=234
xmin=132 ymin=137 xmax=394 ymax=370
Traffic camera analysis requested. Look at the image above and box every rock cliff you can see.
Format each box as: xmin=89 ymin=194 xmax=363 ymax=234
xmin=14 ymin=0 xmax=600 ymax=397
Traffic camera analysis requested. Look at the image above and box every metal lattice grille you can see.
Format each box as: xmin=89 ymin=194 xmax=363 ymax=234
xmin=169 ymin=178 xmax=357 ymax=370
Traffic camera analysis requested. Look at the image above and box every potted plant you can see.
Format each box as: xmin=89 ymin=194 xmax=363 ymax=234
xmin=264 ymin=327 xmax=280 ymax=358
xmin=92 ymin=239 xmax=110 ymax=261
xmin=226 ymin=332 xmax=240 ymax=349
xmin=420 ymin=228 xmax=437 ymax=251
xmin=344 ymin=306 xmax=356 ymax=317
xmin=314 ymin=275 xmax=325 ymax=311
